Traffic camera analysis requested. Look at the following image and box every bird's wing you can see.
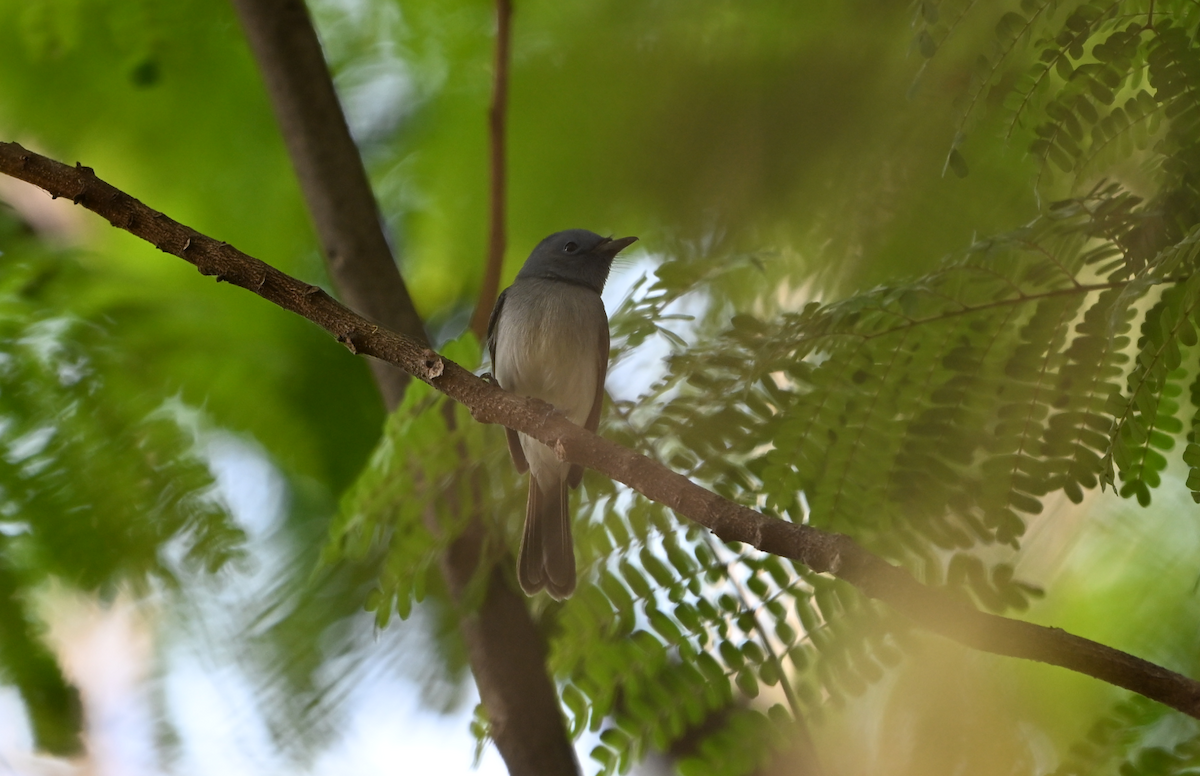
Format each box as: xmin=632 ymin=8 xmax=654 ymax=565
xmin=569 ymin=319 xmax=609 ymax=489
xmin=485 ymin=287 xmax=508 ymax=366
xmin=486 ymin=288 xmax=529 ymax=473
xmin=584 ymin=320 xmax=609 ymax=434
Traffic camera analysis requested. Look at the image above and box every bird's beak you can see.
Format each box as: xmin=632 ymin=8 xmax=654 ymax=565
xmin=600 ymin=236 xmax=638 ymax=255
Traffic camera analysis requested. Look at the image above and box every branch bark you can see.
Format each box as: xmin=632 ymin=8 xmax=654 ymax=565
xmin=469 ymin=0 xmax=514 ymax=340
xmin=221 ymin=3 xmax=577 ymax=773
xmin=5 ymin=141 xmax=1200 ymax=720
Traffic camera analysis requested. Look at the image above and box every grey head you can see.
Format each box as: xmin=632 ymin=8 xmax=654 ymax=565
xmin=516 ymin=229 xmax=638 ymax=294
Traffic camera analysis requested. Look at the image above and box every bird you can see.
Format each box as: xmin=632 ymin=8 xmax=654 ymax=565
xmin=487 ymin=229 xmax=638 ymax=599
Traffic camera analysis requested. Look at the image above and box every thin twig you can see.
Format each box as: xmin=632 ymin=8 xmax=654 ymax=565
xmin=469 ymin=0 xmax=514 ymax=340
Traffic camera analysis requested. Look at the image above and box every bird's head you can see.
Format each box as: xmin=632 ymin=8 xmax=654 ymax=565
xmin=517 ymin=229 xmax=638 ymax=293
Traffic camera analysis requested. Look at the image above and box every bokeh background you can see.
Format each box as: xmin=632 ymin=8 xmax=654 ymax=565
xmin=1 ymin=0 xmax=1197 ymax=774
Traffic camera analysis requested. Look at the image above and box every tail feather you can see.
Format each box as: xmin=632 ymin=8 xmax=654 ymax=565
xmin=517 ymin=476 xmax=576 ymax=600
xmin=542 ymin=480 xmax=575 ymax=599
xmin=518 ymin=480 xmax=546 ymax=595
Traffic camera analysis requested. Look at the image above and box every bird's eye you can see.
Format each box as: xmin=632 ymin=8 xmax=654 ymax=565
xmin=563 ymin=241 xmax=579 ymax=254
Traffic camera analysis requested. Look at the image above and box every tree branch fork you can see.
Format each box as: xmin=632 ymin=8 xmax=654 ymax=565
xmin=3 ymin=140 xmax=1199 ymax=718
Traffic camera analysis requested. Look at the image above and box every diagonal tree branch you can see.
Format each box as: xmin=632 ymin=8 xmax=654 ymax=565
xmin=4 ymin=141 xmax=1200 ymax=721
xmin=469 ymin=0 xmax=514 ymax=340
xmin=222 ymin=3 xmax=576 ymax=773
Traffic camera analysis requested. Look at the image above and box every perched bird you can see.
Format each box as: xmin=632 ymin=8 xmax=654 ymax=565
xmin=487 ymin=229 xmax=637 ymax=599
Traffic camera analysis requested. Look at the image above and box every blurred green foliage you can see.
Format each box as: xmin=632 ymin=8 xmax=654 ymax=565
xmin=5 ymin=0 xmax=1200 ymax=774
xmin=0 ymin=209 xmax=245 ymax=752
xmin=0 ymin=0 xmax=386 ymax=491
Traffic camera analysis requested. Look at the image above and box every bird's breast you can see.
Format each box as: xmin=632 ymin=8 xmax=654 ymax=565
xmin=493 ymin=280 xmax=606 ymax=426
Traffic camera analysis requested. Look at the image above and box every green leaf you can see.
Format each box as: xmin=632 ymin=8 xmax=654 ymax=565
xmin=946 ymin=148 xmax=969 ymax=178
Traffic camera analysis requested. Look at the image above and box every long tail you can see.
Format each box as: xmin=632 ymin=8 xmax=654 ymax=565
xmin=518 ymin=475 xmax=575 ymax=599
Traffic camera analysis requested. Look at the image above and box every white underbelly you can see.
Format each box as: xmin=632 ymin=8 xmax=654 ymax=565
xmin=493 ymin=281 xmax=605 ymax=483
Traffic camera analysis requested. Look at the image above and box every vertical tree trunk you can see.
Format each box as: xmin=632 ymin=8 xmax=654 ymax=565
xmin=228 ymin=1 xmax=578 ymax=772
